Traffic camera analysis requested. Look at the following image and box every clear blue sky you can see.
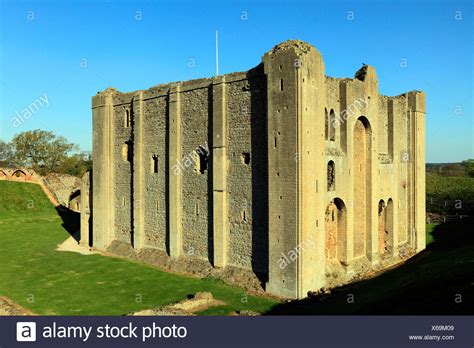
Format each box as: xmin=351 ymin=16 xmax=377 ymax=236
xmin=0 ymin=0 xmax=472 ymax=162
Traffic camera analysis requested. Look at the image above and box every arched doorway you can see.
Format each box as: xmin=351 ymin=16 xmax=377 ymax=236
xmin=69 ymin=189 xmax=81 ymax=211
xmin=0 ymin=171 xmax=6 ymax=180
xmin=353 ymin=116 xmax=372 ymax=258
xmin=325 ymin=198 xmax=347 ymax=262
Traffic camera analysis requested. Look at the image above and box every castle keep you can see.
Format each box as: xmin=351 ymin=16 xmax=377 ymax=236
xmin=81 ymin=40 xmax=426 ymax=299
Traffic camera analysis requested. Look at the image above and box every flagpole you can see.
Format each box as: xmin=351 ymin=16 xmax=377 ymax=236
xmin=215 ymin=30 xmax=219 ymax=77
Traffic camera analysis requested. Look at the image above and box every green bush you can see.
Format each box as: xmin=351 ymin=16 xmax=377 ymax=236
xmin=426 ymin=175 xmax=474 ymax=214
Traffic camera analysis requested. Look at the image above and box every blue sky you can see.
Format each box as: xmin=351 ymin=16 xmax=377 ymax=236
xmin=0 ymin=0 xmax=472 ymax=162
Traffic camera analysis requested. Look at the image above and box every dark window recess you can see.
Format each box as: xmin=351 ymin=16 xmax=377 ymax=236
xmin=195 ymin=145 xmax=209 ymax=174
xmin=324 ymin=108 xmax=329 ymax=140
xmin=329 ymin=109 xmax=336 ymax=141
xmin=125 ymin=109 xmax=131 ymax=128
xmin=152 ymin=155 xmax=158 ymax=173
xmin=241 ymin=152 xmax=251 ymax=165
xmin=327 ymin=161 xmax=335 ymax=191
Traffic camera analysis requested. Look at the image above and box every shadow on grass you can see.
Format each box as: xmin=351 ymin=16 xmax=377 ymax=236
xmin=264 ymin=218 xmax=474 ymax=315
xmin=55 ymin=205 xmax=81 ymax=242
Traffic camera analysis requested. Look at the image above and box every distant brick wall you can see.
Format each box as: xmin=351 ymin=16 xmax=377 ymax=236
xmin=0 ymin=167 xmax=59 ymax=206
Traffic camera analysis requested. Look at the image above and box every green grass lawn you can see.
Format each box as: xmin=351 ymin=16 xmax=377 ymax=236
xmin=0 ymin=180 xmax=278 ymax=315
xmin=2 ymin=180 xmax=473 ymax=316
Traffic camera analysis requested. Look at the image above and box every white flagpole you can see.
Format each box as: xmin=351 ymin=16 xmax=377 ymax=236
xmin=215 ymin=30 xmax=219 ymax=76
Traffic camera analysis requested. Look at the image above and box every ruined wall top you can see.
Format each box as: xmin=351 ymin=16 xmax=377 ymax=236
xmin=354 ymin=64 xmax=377 ymax=82
xmin=92 ymin=39 xmax=423 ymax=104
xmin=266 ymin=39 xmax=317 ymax=56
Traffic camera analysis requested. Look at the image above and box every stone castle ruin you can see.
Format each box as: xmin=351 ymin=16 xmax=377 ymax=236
xmin=81 ymin=40 xmax=426 ymax=299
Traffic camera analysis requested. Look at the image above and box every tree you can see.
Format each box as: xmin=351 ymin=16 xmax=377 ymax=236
xmin=0 ymin=140 xmax=14 ymax=166
xmin=462 ymin=159 xmax=474 ymax=178
xmin=57 ymin=154 xmax=92 ymax=177
xmin=11 ymin=130 xmax=78 ymax=175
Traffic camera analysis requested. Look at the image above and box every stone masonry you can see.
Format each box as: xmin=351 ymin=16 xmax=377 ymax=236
xmin=82 ymin=40 xmax=426 ymax=299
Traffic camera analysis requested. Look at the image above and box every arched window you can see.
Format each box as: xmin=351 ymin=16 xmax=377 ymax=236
xmin=69 ymin=190 xmax=81 ymax=211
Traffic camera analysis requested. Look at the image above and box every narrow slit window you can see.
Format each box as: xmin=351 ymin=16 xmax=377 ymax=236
xmin=125 ymin=109 xmax=130 ymax=128
xmin=241 ymin=209 xmax=248 ymax=222
xmin=152 ymin=155 xmax=158 ymax=174
xmin=280 ymin=79 xmax=284 ymax=91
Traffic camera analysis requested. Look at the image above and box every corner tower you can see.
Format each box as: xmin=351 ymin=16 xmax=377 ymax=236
xmin=263 ymin=40 xmax=326 ymax=298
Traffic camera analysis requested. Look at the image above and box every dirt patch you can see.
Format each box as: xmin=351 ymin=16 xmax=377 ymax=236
xmin=127 ymin=292 xmax=225 ymax=316
xmin=56 ymin=236 xmax=97 ymax=255
xmin=0 ymin=297 xmax=36 ymax=316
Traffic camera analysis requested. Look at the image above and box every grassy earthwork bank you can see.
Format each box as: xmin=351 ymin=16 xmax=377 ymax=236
xmin=0 ymin=180 xmax=277 ymax=315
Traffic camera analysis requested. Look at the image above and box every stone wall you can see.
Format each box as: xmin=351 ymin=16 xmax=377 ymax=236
xmin=43 ymin=173 xmax=81 ymax=209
